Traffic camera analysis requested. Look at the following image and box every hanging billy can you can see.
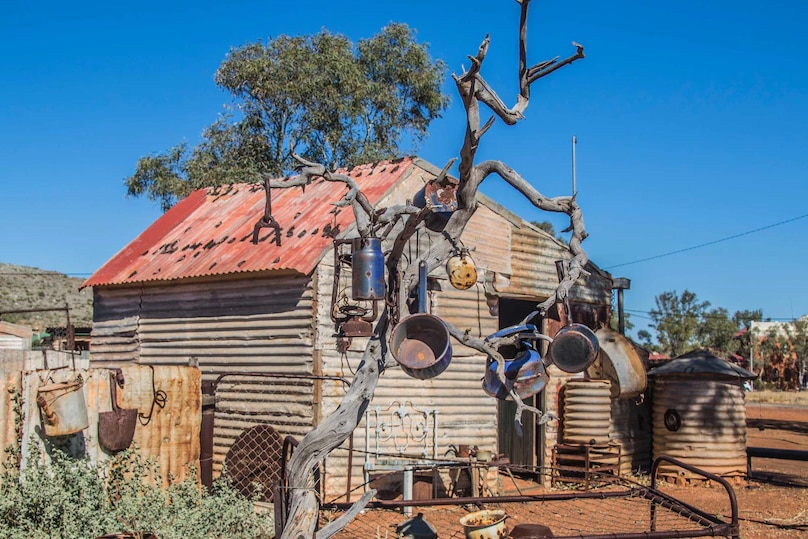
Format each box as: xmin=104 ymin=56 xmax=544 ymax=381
xmin=36 ymin=374 xmax=90 ymax=437
xmin=351 ymin=237 xmax=385 ymax=300
xmin=547 ymin=323 xmax=600 ymax=373
xmin=483 ymin=348 xmax=548 ymax=401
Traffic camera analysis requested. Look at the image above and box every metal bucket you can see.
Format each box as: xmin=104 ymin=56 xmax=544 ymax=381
xmin=390 ymin=313 xmax=452 ymax=379
xmin=483 ymin=348 xmax=548 ymax=401
xmin=547 ymin=323 xmax=599 ymax=373
xmin=595 ymin=327 xmax=647 ymax=399
xmin=36 ymin=377 xmax=89 ymax=436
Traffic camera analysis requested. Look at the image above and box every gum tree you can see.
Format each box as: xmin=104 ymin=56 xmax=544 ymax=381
xmin=125 ymin=24 xmax=449 ymax=211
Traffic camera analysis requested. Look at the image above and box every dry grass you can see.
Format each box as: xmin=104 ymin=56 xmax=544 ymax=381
xmin=745 ymin=389 xmax=808 ymax=405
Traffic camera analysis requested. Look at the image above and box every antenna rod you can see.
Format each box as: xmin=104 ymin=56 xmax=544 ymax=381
xmin=571 ymin=135 xmax=577 ymax=196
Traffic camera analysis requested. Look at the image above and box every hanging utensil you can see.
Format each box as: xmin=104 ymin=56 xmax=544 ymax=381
xmin=390 ymin=261 xmax=452 ymax=379
xmin=482 ymin=324 xmax=549 ymax=400
xmin=546 ymin=323 xmax=599 ymax=373
xmin=98 ymin=370 xmax=137 ymax=453
xmin=36 ymin=373 xmax=89 ymax=437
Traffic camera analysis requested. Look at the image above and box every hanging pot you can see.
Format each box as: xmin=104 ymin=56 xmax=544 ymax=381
xmin=36 ymin=374 xmax=89 ymax=436
xmin=390 ymin=261 xmax=452 ymax=379
xmin=594 ymin=327 xmax=647 ymax=399
xmin=98 ymin=371 xmax=138 ymax=453
xmin=546 ymin=323 xmax=599 ymax=373
xmin=391 ymin=313 xmax=452 ymax=379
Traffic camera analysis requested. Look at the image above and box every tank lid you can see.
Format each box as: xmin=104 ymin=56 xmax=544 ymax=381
xmin=647 ymin=349 xmax=757 ymax=380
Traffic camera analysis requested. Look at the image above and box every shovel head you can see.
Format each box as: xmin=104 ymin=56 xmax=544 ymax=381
xmin=99 ymin=409 xmax=137 ymax=452
xmin=98 ymin=372 xmax=137 ymax=453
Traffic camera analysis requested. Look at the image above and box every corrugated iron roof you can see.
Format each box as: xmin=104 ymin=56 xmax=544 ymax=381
xmin=647 ymin=349 xmax=757 ymax=379
xmin=83 ymin=158 xmax=418 ymax=288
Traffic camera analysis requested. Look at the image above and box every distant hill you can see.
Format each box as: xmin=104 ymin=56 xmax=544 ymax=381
xmin=0 ymin=263 xmax=93 ymax=330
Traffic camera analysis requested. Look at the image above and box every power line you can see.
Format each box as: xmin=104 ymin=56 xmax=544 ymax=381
xmin=607 ymin=212 xmax=808 ymax=269
xmin=624 ymin=308 xmax=798 ymax=322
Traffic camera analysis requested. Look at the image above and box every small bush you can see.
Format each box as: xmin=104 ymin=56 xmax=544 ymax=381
xmin=0 ymin=446 xmax=273 ymax=539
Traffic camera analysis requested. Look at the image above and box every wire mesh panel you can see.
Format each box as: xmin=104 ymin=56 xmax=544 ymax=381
xmin=225 ymin=424 xmax=283 ymax=502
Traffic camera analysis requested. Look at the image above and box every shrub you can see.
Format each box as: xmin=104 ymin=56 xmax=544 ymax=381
xmin=0 ymin=445 xmax=273 ymax=539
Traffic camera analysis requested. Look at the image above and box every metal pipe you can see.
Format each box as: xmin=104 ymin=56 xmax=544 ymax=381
xmin=418 ymin=260 xmax=428 ymax=313
xmin=212 ymin=371 xmax=351 ymax=392
xmin=571 ymin=135 xmax=577 ymax=196
xmin=617 ymin=288 xmax=626 ymax=335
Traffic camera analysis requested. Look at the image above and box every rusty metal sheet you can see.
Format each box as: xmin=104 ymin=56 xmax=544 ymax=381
xmin=82 ymin=159 xmax=418 ymax=289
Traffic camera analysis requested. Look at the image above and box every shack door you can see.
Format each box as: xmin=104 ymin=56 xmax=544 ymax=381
xmin=496 ymin=298 xmax=544 ymax=469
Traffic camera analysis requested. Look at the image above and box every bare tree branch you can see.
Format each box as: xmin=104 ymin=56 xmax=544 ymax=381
xmin=276 ymin=2 xmax=587 ymax=536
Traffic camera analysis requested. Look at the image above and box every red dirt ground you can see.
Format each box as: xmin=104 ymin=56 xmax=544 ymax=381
xmin=666 ymin=402 xmax=808 ymax=538
xmin=337 ymin=403 xmax=808 ymax=538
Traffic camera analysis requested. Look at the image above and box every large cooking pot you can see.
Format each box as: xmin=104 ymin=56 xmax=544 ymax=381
xmin=546 ymin=323 xmax=599 ymax=373
xmin=594 ymin=327 xmax=647 ymax=398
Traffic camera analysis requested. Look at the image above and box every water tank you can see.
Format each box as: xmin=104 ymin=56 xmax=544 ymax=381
xmin=562 ymin=380 xmax=611 ymax=445
xmin=609 ymin=394 xmax=652 ymax=475
xmin=648 ymin=350 xmax=755 ymax=481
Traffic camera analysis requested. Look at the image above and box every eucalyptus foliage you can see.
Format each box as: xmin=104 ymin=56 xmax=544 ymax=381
xmin=126 ymin=24 xmax=449 ymax=211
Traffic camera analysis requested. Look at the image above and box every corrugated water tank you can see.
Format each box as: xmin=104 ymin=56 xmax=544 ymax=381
xmin=562 ymin=379 xmax=611 ymax=445
xmin=610 ymin=394 xmax=652 ymax=475
xmin=648 ymin=349 xmax=756 ymax=481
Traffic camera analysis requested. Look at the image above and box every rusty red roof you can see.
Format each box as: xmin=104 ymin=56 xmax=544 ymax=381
xmin=83 ymin=158 xmax=419 ymax=288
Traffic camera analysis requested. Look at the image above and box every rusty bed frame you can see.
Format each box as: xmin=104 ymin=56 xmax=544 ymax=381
xmin=311 ymin=456 xmax=740 ymax=539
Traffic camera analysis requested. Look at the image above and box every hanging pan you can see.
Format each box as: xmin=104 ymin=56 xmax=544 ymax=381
xmin=98 ymin=370 xmax=138 ymax=453
xmin=390 ymin=261 xmax=452 ymax=379
xmin=546 ymin=323 xmax=599 ymax=373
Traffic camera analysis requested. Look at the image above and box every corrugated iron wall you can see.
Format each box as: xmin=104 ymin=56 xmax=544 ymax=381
xmin=0 ymin=355 xmax=200 ymax=485
xmin=504 ymin=224 xmax=612 ymax=305
xmin=91 ymin=286 xmax=143 ymax=363
xmin=91 ymin=274 xmax=317 ymax=481
xmin=610 ymin=395 xmax=653 ymax=475
xmin=0 ymin=369 xmax=22 ymax=468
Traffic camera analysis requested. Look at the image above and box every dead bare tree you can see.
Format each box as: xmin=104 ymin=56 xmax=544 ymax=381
xmin=277 ymin=1 xmax=586 ymax=536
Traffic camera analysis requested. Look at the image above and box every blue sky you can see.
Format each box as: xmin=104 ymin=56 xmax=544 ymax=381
xmin=2 ymin=0 xmax=807 ymax=336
